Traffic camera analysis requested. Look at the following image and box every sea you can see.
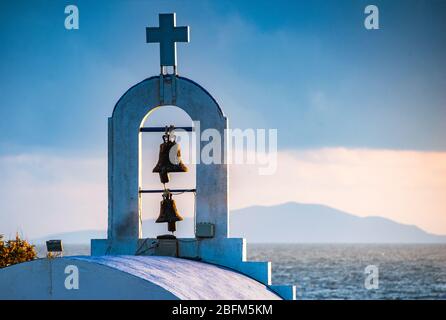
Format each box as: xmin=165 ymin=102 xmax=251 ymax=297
xmin=36 ymin=243 xmax=446 ymax=300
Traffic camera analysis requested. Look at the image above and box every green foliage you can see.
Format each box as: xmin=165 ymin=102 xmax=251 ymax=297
xmin=0 ymin=234 xmax=37 ymax=268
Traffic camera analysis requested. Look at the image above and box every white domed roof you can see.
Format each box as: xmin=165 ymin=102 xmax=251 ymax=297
xmin=0 ymin=255 xmax=281 ymax=300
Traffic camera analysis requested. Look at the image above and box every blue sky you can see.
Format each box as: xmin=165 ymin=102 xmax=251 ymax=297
xmin=1 ymin=1 xmax=446 ymax=238
xmin=1 ymin=0 xmax=445 ymax=154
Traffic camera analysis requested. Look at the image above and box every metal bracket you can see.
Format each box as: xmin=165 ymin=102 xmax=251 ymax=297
xmin=139 ymin=188 xmax=196 ymax=194
xmin=159 ymin=74 xmax=178 ymax=105
xmin=140 ymin=127 xmax=193 ymax=133
xmin=196 ymin=223 xmax=215 ymax=238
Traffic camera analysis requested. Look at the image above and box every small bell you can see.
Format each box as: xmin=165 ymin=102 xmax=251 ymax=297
xmin=156 ymin=191 xmax=184 ymax=233
xmin=152 ymin=126 xmax=188 ymax=184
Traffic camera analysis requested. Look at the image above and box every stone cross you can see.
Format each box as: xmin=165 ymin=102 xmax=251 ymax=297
xmin=146 ymin=13 xmax=190 ymax=71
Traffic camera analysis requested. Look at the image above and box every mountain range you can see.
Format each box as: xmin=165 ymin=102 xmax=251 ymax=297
xmin=34 ymin=202 xmax=446 ymax=244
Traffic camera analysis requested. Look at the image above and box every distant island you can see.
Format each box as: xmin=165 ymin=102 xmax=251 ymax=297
xmin=34 ymin=202 xmax=446 ymax=244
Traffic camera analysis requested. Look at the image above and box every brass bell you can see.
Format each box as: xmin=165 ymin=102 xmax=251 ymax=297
xmin=153 ymin=126 xmax=188 ymax=184
xmin=156 ymin=191 xmax=184 ymax=233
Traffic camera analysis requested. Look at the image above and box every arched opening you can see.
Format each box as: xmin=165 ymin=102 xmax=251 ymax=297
xmin=139 ymin=105 xmax=196 ymax=238
xmin=102 ymin=76 xmax=228 ymax=243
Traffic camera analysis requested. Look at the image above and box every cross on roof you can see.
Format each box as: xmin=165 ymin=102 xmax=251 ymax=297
xmin=146 ymin=13 xmax=190 ymax=73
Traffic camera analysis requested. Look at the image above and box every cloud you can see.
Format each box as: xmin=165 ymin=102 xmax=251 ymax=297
xmin=0 ymin=153 xmax=107 ymax=239
xmin=1 ymin=148 xmax=445 ymax=239
xmin=230 ymin=148 xmax=446 ymax=235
